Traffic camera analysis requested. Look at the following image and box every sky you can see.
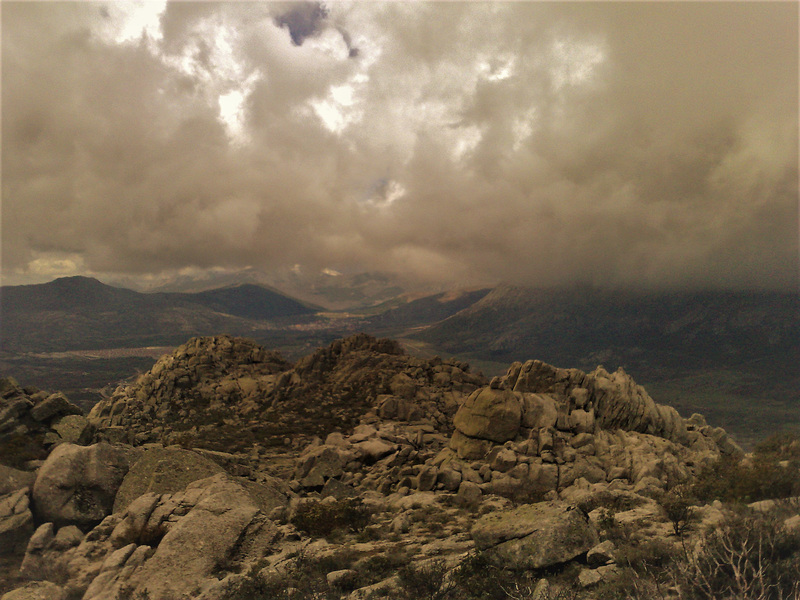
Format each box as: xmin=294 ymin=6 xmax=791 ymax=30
xmin=2 ymin=1 xmax=798 ymax=292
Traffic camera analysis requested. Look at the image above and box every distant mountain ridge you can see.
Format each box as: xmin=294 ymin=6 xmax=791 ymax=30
xmin=414 ymin=283 xmax=800 ymax=370
xmin=0 ymin=276 xmax=316 ymax=352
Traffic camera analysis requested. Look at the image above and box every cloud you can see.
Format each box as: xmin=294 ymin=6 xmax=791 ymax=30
xmin=2 ymin=2 xmax=797 ymax=291
xmin=273 ymin=2 xmax=328 ymax=47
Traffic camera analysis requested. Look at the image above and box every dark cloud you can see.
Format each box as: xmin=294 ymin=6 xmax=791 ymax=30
xmin=1 ymin=2 xmax=797 ymax=291
xmin=274 ymin=2 xmax=328 ymax=46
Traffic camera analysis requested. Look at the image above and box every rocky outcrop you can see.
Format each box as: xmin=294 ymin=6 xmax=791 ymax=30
xmin=450 ymin=360 xmax=737 ymax=466
xmin=0 ymin=377 xmax=92 ymax=469
xmin=23 ymin=473 xmax=285 ymax=600
xmin=1 ymin=334 xmax=775 ymax=600
xmin=0 ymin=488 xmax=34 ymax=555
xmin=89 ymin=334 xmax=486 ymax=451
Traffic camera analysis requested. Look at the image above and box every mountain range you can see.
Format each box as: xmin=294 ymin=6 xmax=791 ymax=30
xmin=0 ymin=276 xmax=316 ymax=352
xmin=1 ymin=275 xmax=798 ymax=446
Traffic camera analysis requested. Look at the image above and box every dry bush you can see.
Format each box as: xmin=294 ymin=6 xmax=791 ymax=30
xmin=683 ymin=509 xmax=800 ymax=600
xmin=290 ymin=498 xmax=371 ymax=538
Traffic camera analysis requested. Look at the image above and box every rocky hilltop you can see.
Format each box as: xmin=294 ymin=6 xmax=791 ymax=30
xmin=1 ymin=334 xmax=798 ymax=600
xmin=88 ymin=334 xmax=485 ymax=452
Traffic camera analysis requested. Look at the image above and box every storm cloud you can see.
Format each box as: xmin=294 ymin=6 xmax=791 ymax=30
xmin=2 ymin=2 xmax=797 ymax=291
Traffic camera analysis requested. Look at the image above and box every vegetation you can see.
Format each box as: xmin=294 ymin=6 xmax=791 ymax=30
xmin=290 ymin=498 xmax=372 ymax=538
xmin=693 ymin=431 xmax=800 ymax=503
xmin=594 ymin=506 xmax=800 ymax=600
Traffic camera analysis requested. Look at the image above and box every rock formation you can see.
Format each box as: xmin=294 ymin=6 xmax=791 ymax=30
xmin=88 ymin=333 xmax=485 ymax=452
xmin=1 ymin=334 xmax=796 ymax=600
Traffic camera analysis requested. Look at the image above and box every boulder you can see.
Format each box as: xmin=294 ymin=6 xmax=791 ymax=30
xmin=377 ymin=395 xmax=423 ymax=421
xmin=0 ymin=465 xmax=36 ymax=496
xmin=589 ymin=368 xmax=688 ymax=444
xmin=18 ymin=523 xmax=55 ymax=580
xmin=112 ymin=447 xmax=224 ymax=513
xmin=29 ymin=393 xmax=81 ymax=422
xmin=108 ymin=474 xmax=280 ymax=600
xmin=449 ymin=430 xmax=493 ymax=460
xmin=521 ymin=394 xmax=559 ymax=430
xmin=0 ymin=582 xmax=65 ymax=600
xmin=578 ymin=568 xmax=603 ymax=588
xmin=456 ymin=481 xmax=483 ymax=508
xmin=453 ymin=388 xmax=521 ymax=443
xmin=587 ymin=540 xmax=616 ymax=567
xmin=472 ymin=502 xmax=598 ymax=569
xmin=50 ymin=415 xmax=93 ymax=445
xmin=32 ymin=443 xmax=129 ymax=528
xmin=0 ymin=377 xmax=22 ymax=399
xmin=0 ymin=487 xmax=34 ymax=554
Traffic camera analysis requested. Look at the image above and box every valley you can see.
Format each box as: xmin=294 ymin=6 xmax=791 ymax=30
xmin=1 ymin=276 xmax=798 ymax=447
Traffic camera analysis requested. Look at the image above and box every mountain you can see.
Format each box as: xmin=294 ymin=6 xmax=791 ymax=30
xmin=190 ymin=283 xmax=322 ymax=318
xmin=0 ymin=277 xmax=317 ymax=352
xmin=414 ymin=284 xmax=800 ymax=371
xmin=141 ymin=268 xmax=427 ymax=311
xmin=412 ymin=284 xmax=800 ymax=446
xmin=364 ymin=288 xmax=492 ymax=330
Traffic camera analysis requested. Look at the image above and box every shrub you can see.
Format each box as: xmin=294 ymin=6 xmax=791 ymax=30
xmin=596 ymin=508 xmax=634 ymax=544
xmin=291 ymin=498 xmax=371 ymax=538
xmin=683 ymin=509 xmax=800 ymax=600
xmin=692 ymin=433 xmax=800 ymax=504
xmin=657 ymin=485 xmax=698 ymax=536
xmin=397 ymin=559 xmax=457 ymax=600
xmin=754 ymin=431 xmax=800 ymax=461
xmin=228 ymin=549 xmax=360 ymax=600
xmin=451 ymin=551 xmax=509 ymax=600
xmin=615 ymin=538 xmax=680 ymax=575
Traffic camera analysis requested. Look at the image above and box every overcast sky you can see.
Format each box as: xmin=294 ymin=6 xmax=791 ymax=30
xmin=2 ymin=1 xmax=798 ymax=291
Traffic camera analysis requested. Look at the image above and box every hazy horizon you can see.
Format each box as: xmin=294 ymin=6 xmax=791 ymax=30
xmin=3 ymin=2 xmax=798 ymax=292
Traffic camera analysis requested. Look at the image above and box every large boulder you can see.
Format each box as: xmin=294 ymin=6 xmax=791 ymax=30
xmin=453 ymin=388 xmax=521 ymax=443
xmin=32 ymin=443 xmax=129 ymax=528
xmin=588 ymin=367 xmax=688 ymax=444
xmin=520 ymin=394 xmax=559 ymax=429
xmin=50 ymin=474 xmax=283 ymax=600
xmin=112 ymin=447 xmax=224 ymax=513
xmin=125 ymin=475 xmax=270 ymax=598
xmin=472 ymin=501 xmax=598 ymax=569
xmin=50 ymin=415 xmax=93 ymax=445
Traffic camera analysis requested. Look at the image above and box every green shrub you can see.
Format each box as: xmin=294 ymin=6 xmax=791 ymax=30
xmin=450 ymin=551 xmax=509 ymax=600
xmin=754 ymin=430 xmax=800 ymax=461
xmin=615 ymin=538 xmax=679 ymax=575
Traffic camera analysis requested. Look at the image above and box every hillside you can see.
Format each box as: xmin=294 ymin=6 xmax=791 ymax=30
xmin=0 ymin=277 xmax=316 ymax=352
xmin=415 ymin=284 xmax=799 ymax=369
xmin=412 ymin=285 xmax=800 ymax=445
xmin=2 ymin=333 xmax=798 ymax=600
xmin=364 ymin=288 xmax=492 ymax=330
